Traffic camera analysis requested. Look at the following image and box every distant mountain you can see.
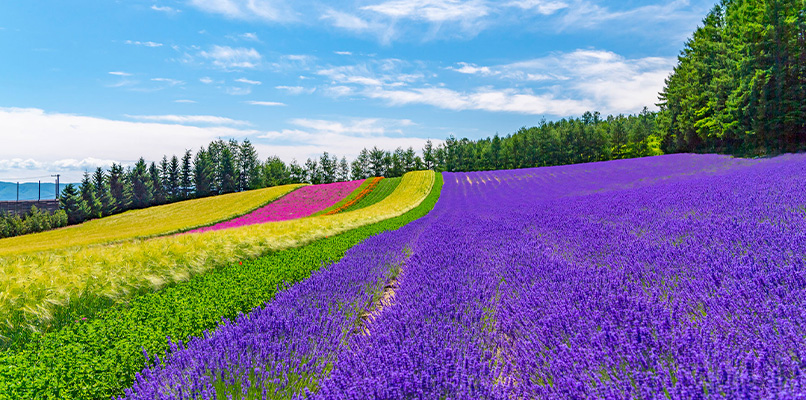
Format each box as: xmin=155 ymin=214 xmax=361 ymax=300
xmin=0 ymin=181 xmax=77 ymax=202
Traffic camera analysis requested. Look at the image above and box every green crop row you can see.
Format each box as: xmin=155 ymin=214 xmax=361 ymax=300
xmin=0 ymin=173 xmax=443 ymax=400
xmin=340 ymin=177 xmax=401 ymax=213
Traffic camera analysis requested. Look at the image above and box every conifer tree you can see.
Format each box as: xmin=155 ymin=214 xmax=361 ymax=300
xmin=92 ymin=167 xmax=113 ymax=216
xmin=80 ymin=172 xmax=102 ymax=220
xmin=181 ymin=149 xmax=193 ymax=199
xmin=108 ymin=163 xmax=126 ymax=213
xmin=59 ymin=184 xmax=87 ymax=225
xmin=129 ymin=158 xmax=153 ymax=209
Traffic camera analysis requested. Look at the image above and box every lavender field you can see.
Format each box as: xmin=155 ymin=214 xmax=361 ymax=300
xmin=123 ymin=154 xmax=806 ymax=399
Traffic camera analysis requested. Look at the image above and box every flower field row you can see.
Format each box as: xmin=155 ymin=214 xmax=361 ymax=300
xmin=339 ymin=176 xmax=401 ymax=213
xmin=0 ymin=172 xmax=442 ymax=400
xmin=123 ymin=154 xmax=805 ymax=398
xmin=0 ymin=171 xmax=433 ymax=347
xmin=187 ymin=180 xmax=363 ymax=234
xmin=315 ymin=154 xmax=806 ymax=398
xmin=322 ymin=177 xmax=382 ymax=215
xmin=0 ymin=184 xmax=300 ymax=256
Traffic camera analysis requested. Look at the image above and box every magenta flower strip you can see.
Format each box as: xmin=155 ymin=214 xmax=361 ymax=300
xmin=187 ymin=181 xmax=363 ymax=234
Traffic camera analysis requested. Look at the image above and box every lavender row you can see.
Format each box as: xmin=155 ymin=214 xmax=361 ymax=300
xmin=314 ymin=154 xmax=806 ymax=398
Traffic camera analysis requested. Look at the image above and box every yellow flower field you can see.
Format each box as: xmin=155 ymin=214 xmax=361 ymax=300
xmin=0 ymin=171 xmax=435 ymax=338
xmin=0 ymin=184 xmax=302 ymax=256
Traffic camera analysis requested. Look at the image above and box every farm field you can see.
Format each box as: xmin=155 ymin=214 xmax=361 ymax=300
xmin=0 ymin=184 xmax=301 ymax=256
xmin=0 ymin=173 xmax=443 ymax=400
xmin=121 ymin=154 xmax=806 ymax=398
xmin=187 ymin=180 xmax=363 ymax=234
xmin=0 ymin=171 xmax=434 ymax=345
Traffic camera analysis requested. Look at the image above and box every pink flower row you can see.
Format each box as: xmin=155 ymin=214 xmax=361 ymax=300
xmin=187 ymin=180 xmax=364 ymax=234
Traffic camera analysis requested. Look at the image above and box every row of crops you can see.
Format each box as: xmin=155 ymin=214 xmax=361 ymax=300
xmin=0 ymin=173 xmax=430 ymax=345
xmin=0 ymin=171 xmax=440 ymax=399
xmin=2 ymin=153 xmax=804 ymax=398
xmin=117 ymin=154 xmax=804 ymax=398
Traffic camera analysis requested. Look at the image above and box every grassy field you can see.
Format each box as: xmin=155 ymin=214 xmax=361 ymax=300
xmin=340 ymin=177 xmax=401 ymax=212
xmin=0 ymin=184 xmax=302 ymax=256
xmin=0 ymin=171 xmax=434 ymax=343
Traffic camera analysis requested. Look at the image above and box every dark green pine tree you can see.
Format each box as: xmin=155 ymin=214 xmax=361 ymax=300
xmin=92 ymin=167 xmax=113 ymax=217
xmin=193 ymin=148 xmax=214 ymax=198
xmin=108 ymin=163 xmax=129 ymax=213
xmin=168 ymin=155 xmax=181 ymax=201
xmin=129 ymin=158 xmax=153 ymax=209
xmin=180 ymin=149 xmax=193 ymax=199
xmin=80 ymin=171 xmax=103 ymax=220
xmin=219 ymin=145 xmax=238 ymax=193
xmin=149 ymin=161 xmax=165 ymax=205
xmin=59 ymin=184 xmax=88 ymax=225
xmin=239 ymin=139 xmax=261 ymax=190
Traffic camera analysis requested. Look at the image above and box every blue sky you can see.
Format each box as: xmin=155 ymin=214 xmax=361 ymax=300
xmin=0 ymin=0 xmax=715 ymax=182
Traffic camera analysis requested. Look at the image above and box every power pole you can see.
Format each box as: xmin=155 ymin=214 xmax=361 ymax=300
xmin=52 ymin=174 xmax=60 ymax=200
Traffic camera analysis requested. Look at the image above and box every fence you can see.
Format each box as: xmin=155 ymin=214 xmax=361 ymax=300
xmin=0 ymin=200 xmax=60 ymax=217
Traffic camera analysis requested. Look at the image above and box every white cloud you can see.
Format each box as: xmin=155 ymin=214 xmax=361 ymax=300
xmin=361 ymin=0 xmax=489 ymax=23
xmin=0 ymin=158 xmax=44 ymax=171
xmin=199 ymin=45 xmax=262 ymax=69
xmin=108 ymin=71 xmax=132 ymax=76
xmin=317 ymin=61 xmax=424 ymax=88
xmin=239 ymin=32 xmax=259 ymax=41
xmin=321 ymin=9 xmax=372 ymax=31
xmin=0 ymin=107 xmax=259 ymax=181
xmin=151 ymin=5 xmax=180 ymax=14
xmin=442 ymin=49 xmax=676 ymax=114
xmin=124 ymin=114 xmax=251 ymax=126
xmin=447 ymin=62 xmax=495 ymax=76
xmin=125 ymin=40 xmax=164 ymax=47
xmin=225 ymin=86 xmax=252 ymax=95
xmin=505 ymin=0 xmax=568 ymax=14
xmin=188 ymin=0 xmax=296 ymax=22
xmin=365 ymin=86 xmax=593 ymax=116
xmin=52 ymin=158 xmax=118 ymax=171
xmin=174 ymin=99 xmax=197 ymax=103
xmin=235 ymin=77 xmax=262 ymax=85
xmin=276 ymin=85 xmax=315 ymax=95
xmin=200 ymin=77 xmax=214 ymax=84
xmin=245 ymin=101 xmax=286 ymax=106
xmin=151 ymin=77 xmax=184 ymax=86
xmin=334 ymin=51 xmax=353 ymax=56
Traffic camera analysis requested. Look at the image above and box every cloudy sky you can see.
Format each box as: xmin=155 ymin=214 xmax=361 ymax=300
xmin=1 ymin=0 xmax=715 ymax=182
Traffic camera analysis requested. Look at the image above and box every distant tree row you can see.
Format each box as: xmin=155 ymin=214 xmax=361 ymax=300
xmin=658 ymin=0 xmax=806 ymax=155
xmin=424 ymin=110 xmax=662 ymax=172
xmin=0 ymin=206 xmax=67 ymax=239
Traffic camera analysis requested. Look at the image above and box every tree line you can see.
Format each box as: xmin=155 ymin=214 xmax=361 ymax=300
xmin=658 ymin=0 xmax=806 ymax=155
xmin=0 ymin=206 xmax=68 ymax=239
